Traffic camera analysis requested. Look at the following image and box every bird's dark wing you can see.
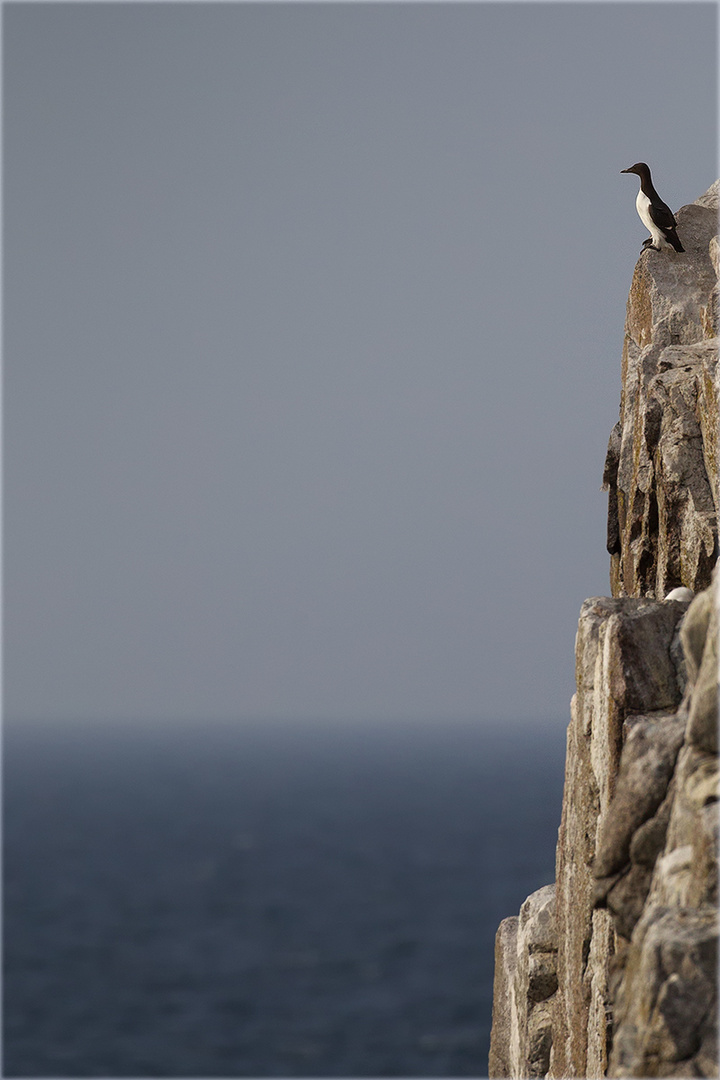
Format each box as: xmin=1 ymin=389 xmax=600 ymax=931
xmin=649 ymin=198 xmax=678 ymax=231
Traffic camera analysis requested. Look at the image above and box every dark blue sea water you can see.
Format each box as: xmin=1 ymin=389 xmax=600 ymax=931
xmin=4 ymin=717 xmax=567 ymax=1077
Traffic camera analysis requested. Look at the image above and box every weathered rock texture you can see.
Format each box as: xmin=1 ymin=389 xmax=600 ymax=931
xmin=488 ymin=886 xmax=558 ymax=1079
xmin=607 ymin=579 xmax=719 ymax=1078
xmin=604 ymin=180 xmax=719 ymax=600
xmin=489 ymin=181 xmax=718 ymax=1079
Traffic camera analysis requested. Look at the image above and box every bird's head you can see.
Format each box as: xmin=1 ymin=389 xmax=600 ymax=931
xmin=621 ymin=163 xmax=650 ymax=177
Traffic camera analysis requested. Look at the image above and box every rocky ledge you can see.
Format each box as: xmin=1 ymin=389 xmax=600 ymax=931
xmin=489 ymin=181 xmax=719 ymax=1079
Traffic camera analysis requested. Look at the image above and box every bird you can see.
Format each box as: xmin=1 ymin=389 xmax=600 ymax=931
xmin=621 ymin=163 xmax=685 ymax=253
xmin=664 ymin=586 xmax=694 ymax=602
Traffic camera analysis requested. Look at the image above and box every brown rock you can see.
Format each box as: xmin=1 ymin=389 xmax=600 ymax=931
xmin=488 ymin=888 xmax=559 ymax=1079
xmin=605 ymin=184 xmax=719 ymax=600
xmin=593 ymin=713 xmax=685 ymax=880
xmin=489 ymin=181 xmax=719 ymax=1080
xmin=551 ymin=597 xmax=685 ymax=1078
xmin=683 ymin=584 xmax=719 ymax=753
xmin=607 ymin=574 xmax=718 ymax=1076
xmin=488 ymin=917 xmax=519 ymax=1078
xmin=608 ymin=906 xmax=718 ymax=1077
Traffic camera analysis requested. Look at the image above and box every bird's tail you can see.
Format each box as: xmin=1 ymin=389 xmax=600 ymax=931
xmin=667 ymin=229 xmax=685 ymax=253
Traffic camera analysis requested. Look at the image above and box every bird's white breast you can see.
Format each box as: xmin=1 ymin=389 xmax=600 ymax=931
xmin=635 ymin=190 xmax=655 ymax=232
xmin=636 ymin=189 xmax=667 ymax=248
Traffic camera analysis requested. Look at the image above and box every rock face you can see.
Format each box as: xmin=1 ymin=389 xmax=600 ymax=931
xmin=604 ymin=180 xmax=719 ymax=599
xmin=488 ymin=886 xmax=558 ymax=1079
xmin=607 ymin=581 xmax=719 ymax=1078
xmin=489 ymin=182 xmax=719 ymax=1078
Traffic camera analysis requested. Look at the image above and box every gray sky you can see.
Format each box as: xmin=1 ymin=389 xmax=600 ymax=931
xmin=4 ymin=2 xmax=717 ymax=725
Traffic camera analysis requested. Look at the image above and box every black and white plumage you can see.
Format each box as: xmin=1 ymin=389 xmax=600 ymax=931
xmin=621 ymin=162 xmax=685 ymax=253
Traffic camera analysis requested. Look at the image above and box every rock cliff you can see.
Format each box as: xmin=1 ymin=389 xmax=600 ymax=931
xmin=489 ymin=181 xmax=719 ymax=1079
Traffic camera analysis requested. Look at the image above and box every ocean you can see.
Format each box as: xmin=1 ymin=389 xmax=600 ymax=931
xmin=4 ymin=717 xmax=567 ymax=1077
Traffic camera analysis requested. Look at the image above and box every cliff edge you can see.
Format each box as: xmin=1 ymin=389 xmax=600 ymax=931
xmin=489 ymin=181 xmax=719 ymax=1079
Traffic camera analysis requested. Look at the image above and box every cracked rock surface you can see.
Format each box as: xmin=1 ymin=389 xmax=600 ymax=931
xmin=604 ymin=183 xmax=718 ymax=599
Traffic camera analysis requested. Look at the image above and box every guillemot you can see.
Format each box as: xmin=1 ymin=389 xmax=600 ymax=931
xmin=621 ymin=163 xmax=685 ymax=253
xmin=664 ymin=586 xmax=694 ymax=602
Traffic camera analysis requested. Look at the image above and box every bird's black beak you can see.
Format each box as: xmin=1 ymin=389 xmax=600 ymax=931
xmin=621 ymin=168 xmax=633 ymax=174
